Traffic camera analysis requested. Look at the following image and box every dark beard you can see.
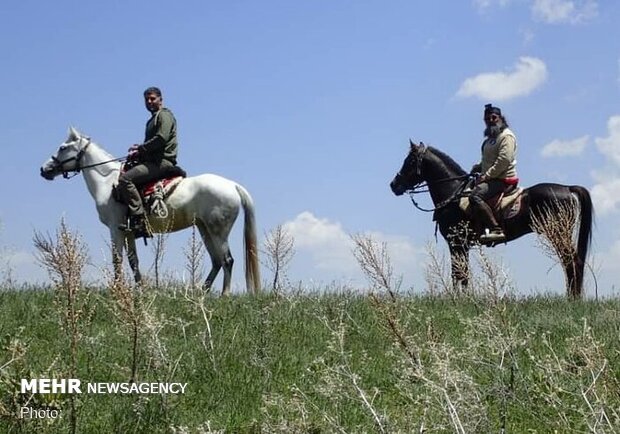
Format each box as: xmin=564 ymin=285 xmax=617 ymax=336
xmin=484 ymin=124 xmax=505 ymax=138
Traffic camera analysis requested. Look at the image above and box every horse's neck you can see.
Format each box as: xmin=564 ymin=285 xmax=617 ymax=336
xmin=81 ymin=142 xmax=121 ymax=203
xmin=425 ymin=153 xmax=464 ymax=205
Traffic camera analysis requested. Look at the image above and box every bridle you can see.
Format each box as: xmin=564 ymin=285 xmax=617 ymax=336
xmin=50 ymin=137 xmax=126 ymax=179
xmin=397 ymin=144 xmax=472 ymax=212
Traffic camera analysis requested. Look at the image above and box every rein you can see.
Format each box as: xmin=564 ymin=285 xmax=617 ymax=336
xmin=407 ymin=174 xmax=472 ymax=212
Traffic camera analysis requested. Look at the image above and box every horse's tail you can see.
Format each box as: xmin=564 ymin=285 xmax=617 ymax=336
xmin=570 ymin=185 xmax=594 ymax=298
xmin=235 ymin=184 xmax=261 ymax=294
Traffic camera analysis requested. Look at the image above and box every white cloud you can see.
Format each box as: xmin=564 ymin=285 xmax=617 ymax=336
xmin=604 ymin=239 xmax=620 ymax=272
xmin=519 ymin=27 xmax=536 ymax=46
xmin=590 ymin=174 xmax=620 ymax=215
xmin=595 ymin=115 xmax=620 ymax=166
xmin=540 ymin=135 xmax=589 ymax=157
xmin=0 ymin=249 xmax=48 ymax=284
xmin=473 ymin=0 xmax=513 ymax=12
xmin=1 ymin=249 xmax=36 ymax=267
xmin=590 ymin=116 xmax=620 ymax=216
xmin=282 ymin=211 xmax=421 ymax=284
xmin=531 ymin=0 xmax=598 ymax=24
xmin=456 ymin=57 xmax=548 ymax=101
xmin=283 ymin=211 xmax=354 ymax=272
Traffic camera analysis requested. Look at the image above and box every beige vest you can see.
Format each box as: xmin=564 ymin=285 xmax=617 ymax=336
xmin=480 ymin=127 xmax=517 ymax=179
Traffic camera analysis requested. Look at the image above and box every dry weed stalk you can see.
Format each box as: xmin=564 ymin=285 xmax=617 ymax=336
xmin=0 ymin=221 xmax=17 ymax=287
xmin=183 ymin=218 xmax=205 ymax=292
xmin=469 ymin=247 xmax=514 ymax=302
xmin=463 ymin=307 xmax=522 ymax=432
xmin=150 ymin=216 xmax=174 ymax=288
xmin=530 ymin=199 xmax=577 ymax=263
xmin=390 ymin=332 xmax=486 ymax=433
xmin=139 ymin=296 xmax=180 ymax=419
xmin=262 ymin=224 xmax=295 ymax=293
xmin=33 ymin=219 xmax=90 ymax=434
xmin=321 ymin=313 xmax=388 ymax=433
xmin=183 ymin=291 xmax=216 ymax=370
xmin=424 ymin=242 xmax=457 ymax=297
xmin=526 ymin=318 xmax=620 ymax=431
xmin=0 ymin=329 xmax=29 ymax=425
xmin=351 ymin=234 xmax=420 ymax=366
xmin=287 ymin=310 xmax=387 ymax=433
xmin=530 ymin=198 xmax=582 ymax=297
xmin=106 ymin=259 xmax=144 ymax=383
xmin=352 ymin=234 xmax=498 ymax=431
xmin=350 ymin=233 xmax=395 ymax=298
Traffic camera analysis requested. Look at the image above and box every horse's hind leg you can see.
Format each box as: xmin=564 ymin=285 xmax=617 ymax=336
xmin=196 ymin=208 xmax=238 ymax=296
xmin=221 ymin=247 xmax=234 ymax=296
xmin=195 ymin=222 xmax=220 ymax=292
xmin=196 ymin=221 xmax=234 ymax=295
xmin=563 ymin=256 xmax=581 ymax=300
xmin=204 ymin=233 xmax=234 ymax=296
xmin=205 ymin=236 xmax=234 ymax=296
xmin=203 ymin=257 xmax=222 ymax=293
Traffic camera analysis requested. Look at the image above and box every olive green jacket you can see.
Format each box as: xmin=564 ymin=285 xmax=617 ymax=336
xmin=140 ymin=108 xmax=178 ymax=164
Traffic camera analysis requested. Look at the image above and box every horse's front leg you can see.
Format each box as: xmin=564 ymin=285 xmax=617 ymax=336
xmin=110 ymin=231 xmax=125 ymax=283
xmin=125 ymin=235 xmax=142 ymax=284
xmin=111 ymin=241 xmax=123 ymax=282
xmin=111 ymin=230 xmax=142 ymax=284
xmin=449 ymin=244 xmax=470 ymax=294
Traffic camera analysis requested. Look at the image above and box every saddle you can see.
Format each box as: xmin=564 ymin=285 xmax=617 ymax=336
xmin=113 ymin=165 xmax=187 ymax=219
xmin=460 ymin=184 xmax=525 ymax=221
xmin=141 ymin=175 xmax=185 ymax=218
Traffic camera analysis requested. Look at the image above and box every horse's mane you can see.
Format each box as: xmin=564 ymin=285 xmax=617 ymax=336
xmin=427 ymin=146 xmax=467 ymax=176
xmin=88 ymin=139 xmax=116 ymax=161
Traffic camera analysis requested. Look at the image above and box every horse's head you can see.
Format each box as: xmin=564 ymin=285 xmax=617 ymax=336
xmin=40 ymin=127 xmax=91 ymax=180
xmin=390 ymin=139 xmax=427 ymax=196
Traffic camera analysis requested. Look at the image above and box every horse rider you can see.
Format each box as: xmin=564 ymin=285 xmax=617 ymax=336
xmin=469 ymin=103 xmax=518 ymax=244
xmin=117 ymin=86 xmax=179 ymax=238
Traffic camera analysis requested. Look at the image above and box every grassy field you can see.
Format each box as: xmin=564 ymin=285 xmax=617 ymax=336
xmin=1 ymin=287 xmax=619 ymax=433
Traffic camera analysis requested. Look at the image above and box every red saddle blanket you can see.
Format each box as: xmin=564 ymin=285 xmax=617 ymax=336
xmin=141 ymin=176 xmax=183 ymax=198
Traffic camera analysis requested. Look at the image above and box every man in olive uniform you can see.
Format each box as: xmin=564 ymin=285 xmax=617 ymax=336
xmin=470 ymin=103 xmax=518 ymax=244
xmin=117 ymin=86 xmax=178 ymax=237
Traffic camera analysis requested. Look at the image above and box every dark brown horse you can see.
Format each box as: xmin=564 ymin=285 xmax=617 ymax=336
xmin=390 ymin=141 xmax=593 ymax=298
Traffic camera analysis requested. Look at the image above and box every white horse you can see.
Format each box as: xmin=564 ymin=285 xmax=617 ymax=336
xmin=40 ymin=127 xmax=261 ymax=295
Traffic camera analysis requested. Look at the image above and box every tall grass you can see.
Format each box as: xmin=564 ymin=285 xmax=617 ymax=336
xmin=32 ymin=219 xmax=90 ymax=434
xmin=0 ymin=223 xmax=618 ymax=432
xmin=1 ymin=289 xmax=619 ymax=432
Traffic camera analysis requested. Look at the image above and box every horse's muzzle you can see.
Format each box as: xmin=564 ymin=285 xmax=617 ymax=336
xmin=390 ymin=178 xmax=405 ymax=196
xmin=40 ymin=166 xmax=56 ymax=180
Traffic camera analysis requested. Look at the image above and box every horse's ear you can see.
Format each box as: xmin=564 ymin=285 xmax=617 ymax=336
xmin=68 ymin=126 xmax=80 ymax=140
xmin=409 ymin=138 xmax=415 ymax=149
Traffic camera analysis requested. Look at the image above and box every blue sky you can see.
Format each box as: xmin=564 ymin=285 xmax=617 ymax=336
xmin=2 ymin=0 xmax=620 ymax=296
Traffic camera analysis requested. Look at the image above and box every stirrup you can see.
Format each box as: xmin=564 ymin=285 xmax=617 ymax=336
xmin=119 ymin=216 xmax=152 ymax=239
xmin=479 ymin=229 xmax=506 ymax=244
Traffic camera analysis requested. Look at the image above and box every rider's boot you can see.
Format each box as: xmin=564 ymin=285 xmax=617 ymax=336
xmin=476 ymin=203 xmax=506 ymax=244
xmin=119 ymin=214 xmax=152 ymax=239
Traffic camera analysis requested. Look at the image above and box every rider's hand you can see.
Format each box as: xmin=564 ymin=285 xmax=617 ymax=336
xmin=128 ymin=144 xmax=141 ymax=159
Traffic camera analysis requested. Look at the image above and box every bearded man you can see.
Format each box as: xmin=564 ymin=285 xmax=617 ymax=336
xmin=469 ymin=103 xmax=519 ymax=244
